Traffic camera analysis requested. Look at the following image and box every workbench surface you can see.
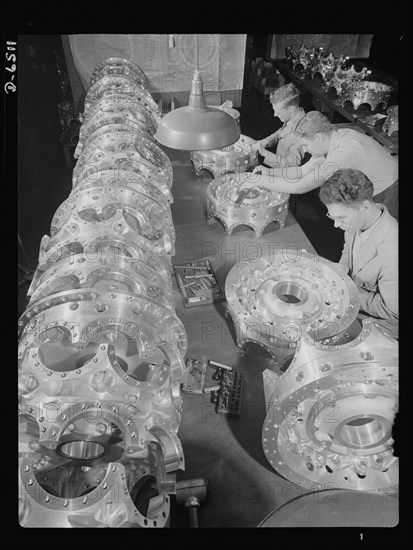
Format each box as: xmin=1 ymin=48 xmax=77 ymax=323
xmin=167 ymin=149 xmax=318 ymax=527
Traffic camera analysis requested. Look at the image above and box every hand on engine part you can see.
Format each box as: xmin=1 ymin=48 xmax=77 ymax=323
xmin=251 ymin=141 xmax=267 ymax=156
xmin=252 ymin=165 xmax=270 ymax=176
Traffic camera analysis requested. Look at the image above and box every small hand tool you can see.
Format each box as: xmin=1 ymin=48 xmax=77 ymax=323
xmin=235 ymin=188 xmax=255 ymax=206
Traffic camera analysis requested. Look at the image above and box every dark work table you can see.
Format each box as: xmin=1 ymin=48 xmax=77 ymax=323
xmin=164 ymin=149 xmax=397 ymax=528
xmin=274 ymin=60 xmax=398 ymax=155
xmin=166 ymin=148 xmax=316 ymax=527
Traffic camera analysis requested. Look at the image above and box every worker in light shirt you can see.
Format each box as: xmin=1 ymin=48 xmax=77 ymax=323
xmin=319 ymin=168 xmax=398 ymax=339
xmin=251 ymin=83 xmax=305 ymax=169
xmin=241 ymin=111 xmax=398 ymax=219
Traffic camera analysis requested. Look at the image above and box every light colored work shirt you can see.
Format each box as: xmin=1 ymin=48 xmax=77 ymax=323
xmin=263 ymin=107 xmax=305 ymax=168
xmin=340 ymin=205 xmax=398 ymax=338
xmin=325 ymin=129 xmax=398 ymax=196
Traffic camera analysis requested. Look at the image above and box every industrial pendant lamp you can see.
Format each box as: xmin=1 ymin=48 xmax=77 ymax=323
xmin=155 ymin=35 xmax=240 ymax=151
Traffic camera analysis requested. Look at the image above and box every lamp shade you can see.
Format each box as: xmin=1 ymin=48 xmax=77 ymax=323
xmin=155 ymin=70 xmax=240 ymax=151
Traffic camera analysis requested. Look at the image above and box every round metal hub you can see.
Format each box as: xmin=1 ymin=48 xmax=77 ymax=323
xmin=225 ymin=250 xmax=360 ymax=358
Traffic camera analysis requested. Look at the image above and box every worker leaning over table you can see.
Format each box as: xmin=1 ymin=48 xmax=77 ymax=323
xmin=251 ymin=83 xmax=306 ymax=168
xmin=319 ymin=168 xmax=398 ymax=339
xmin=241 ymin=110 xmax=398 ymax=219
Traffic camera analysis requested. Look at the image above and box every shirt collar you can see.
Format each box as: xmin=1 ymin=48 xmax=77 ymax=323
xmin=358 ymin=205 xmax=385 ymax=236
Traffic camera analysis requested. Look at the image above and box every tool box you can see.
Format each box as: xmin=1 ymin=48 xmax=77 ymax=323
xmin=173 ymin=258 xmax=225 ymax=308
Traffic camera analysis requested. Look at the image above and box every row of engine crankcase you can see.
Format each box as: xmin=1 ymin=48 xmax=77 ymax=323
xmin=18 ymin=58 xmax=188 ymax=527
xmin=225 ymin=251 xmax=399 ymax=494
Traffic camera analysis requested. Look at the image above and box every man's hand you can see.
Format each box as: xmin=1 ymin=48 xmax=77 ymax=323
xmin=251 ymin=140 xmax=267 ymax=156
xmin=252 ymin=165 xmax=270 ymax=176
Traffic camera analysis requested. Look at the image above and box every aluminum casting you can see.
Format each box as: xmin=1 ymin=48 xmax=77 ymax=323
xmin=339 ymin=81 xmax=393 ymax=111
xmin=19 ymin=58 xmax=187 ymax=528
xmin=322 ymin=65 xmax=372 ymax=95
xmin=73 ymin=126 xmax=173 ymax=187
xmin=225 ymin=250 xmax=360 ymax=365
xmin=206 ymin=172 xmax=289 ymax=237
xmin=190 ymin=134 xmax=257 ymax=179
xmin=262 ymin=319 xmax=398 ymax=494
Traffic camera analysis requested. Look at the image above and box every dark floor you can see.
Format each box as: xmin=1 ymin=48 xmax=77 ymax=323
xmin=17 ymin=34 xmax=344 ymax=312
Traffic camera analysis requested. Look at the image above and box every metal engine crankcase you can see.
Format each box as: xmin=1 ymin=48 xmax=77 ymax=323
xmin=339 ymin=81 xmax=393 ymax=111
xmin=74 ymin=167 xmax=172 ymax=205
xmin=75 ymin=111 xmax=158 ymax=158
xmin=262 ymin=319 xmax=399 ymax=494
xmin=19 ymin=58 xmax=187 ymax=528
xmin=84 ymin=76 xmax=161 ymax=122
xmin=90 ymin=57 xmax=147 ymax=88
xmin=322 ymin=65 xmax=372 ymax=95
xmin=207 ymin=172 xmax=289 ymax=237
xmin=225 ymin=250 xmax=360 ymax=365
xmin=43 ymin=185 xmax=175 ymax=261
xmin=191 ymin=134 xmax=258 ymax=179
xmin=73 ymin=126 xmax=173 ymax=186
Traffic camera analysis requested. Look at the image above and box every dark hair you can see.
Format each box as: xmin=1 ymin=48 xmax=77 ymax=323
xmin=270 ymin=83 xmax=300 ymax=108
xmin=319 ymin=169 xmax=374 ymax=206
xmin=295 ymin=110 xmax=331 ymax=139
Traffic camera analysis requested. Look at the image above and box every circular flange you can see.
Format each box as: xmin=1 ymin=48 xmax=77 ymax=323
xmin=225 ymin=250 xmax=360 ymax=354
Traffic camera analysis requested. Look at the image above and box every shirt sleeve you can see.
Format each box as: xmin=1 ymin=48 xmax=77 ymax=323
xmin=264 ymin=130 xmax=280 ymax=148
xmin=264 ymin=144 xmax=304 ymax=168
xmin=339 ymin=232 xmax=351 ymax=272
xmin=357 ymin=247 xmax=398 ymax=322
